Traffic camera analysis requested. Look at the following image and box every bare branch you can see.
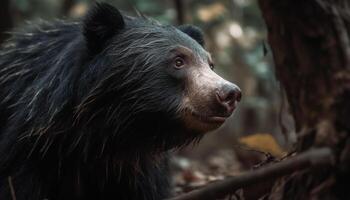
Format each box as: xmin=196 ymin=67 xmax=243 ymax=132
xmin=167 ymin=148 xmax=334 ymax=200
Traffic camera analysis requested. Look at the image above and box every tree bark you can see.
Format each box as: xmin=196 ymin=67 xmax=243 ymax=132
xmin=258 ymin=0 xmax=350 ymax=199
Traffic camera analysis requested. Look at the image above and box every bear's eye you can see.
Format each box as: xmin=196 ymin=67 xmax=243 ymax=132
xmin=174 ymin=57 xmax=185 ymax=69
xmin=209 ymin=63 xmax=215 ymax=70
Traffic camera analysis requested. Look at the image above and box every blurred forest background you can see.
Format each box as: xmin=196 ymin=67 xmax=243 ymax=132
xmin=0 ymin=0 xmax=296 ymax=196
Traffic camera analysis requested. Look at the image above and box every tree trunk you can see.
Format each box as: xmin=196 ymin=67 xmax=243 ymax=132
xmin=62 ymin=0 xmax=75 ymax=16
xmin=0 ymin=0 xmax=13 ymax=45
xmin=174 ymin=0 xmax=185 ymax=25
xmin=258 ymin=0 xmax=350 ymax=199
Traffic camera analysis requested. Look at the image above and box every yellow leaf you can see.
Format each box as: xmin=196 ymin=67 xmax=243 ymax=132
xmin=238 ymin=134 xmax=285 ymax=157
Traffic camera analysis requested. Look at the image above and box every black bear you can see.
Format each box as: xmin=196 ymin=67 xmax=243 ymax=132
xmin=0 ymin=2 xmax=241 ymax=200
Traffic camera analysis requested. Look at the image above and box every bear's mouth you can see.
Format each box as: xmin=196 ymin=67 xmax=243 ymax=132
xmin=184 ymin=107 xmax=231 ymax=124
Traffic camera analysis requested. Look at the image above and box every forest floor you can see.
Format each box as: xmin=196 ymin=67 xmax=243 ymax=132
xmin=171 ymin=133 xmax=286 ymax=199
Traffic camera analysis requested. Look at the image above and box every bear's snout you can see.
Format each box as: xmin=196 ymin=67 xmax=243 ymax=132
xmin=179 ymin=64 xmax=241 ymax=133
xmin=215 ymin=83 xmax=241 ymax=116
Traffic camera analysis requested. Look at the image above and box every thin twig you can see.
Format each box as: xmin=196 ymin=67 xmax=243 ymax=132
xmin=167 ymin=148 xmax=334 ymax=200
xmin=233 ymin=144 xmax=276 ymax=168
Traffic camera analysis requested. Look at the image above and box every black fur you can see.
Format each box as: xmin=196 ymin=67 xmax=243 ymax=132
xmin=0 ymin=2 xmax=207 ymax=200
xmin=83 ymin=2 xmax=125 ymax=54
xmin=178 ymin=24 xmax=205 ymax=47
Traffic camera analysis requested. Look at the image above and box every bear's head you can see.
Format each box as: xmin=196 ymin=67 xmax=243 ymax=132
xmin=78 ymin=3 xmax=241 ymax=152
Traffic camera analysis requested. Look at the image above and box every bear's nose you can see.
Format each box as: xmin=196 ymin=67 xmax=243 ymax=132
xmin=216 ymin=84 xmax=241 ymax=113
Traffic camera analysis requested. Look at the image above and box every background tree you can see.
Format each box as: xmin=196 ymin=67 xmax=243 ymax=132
xmin=0 ymin=0 xmax=13 ymax=44
xmin=259 ymin=0 xmax=350 ymax=199
xmin=62 ymin=0 xmax=75 ymax=16
xmin=173 ymin=0 xmax=184 ymax=25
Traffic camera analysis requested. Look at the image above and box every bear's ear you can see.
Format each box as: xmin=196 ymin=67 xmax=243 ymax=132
xmin=83 ymin=2 xmax=125 ymax=54
xmin=178 ymin=25 xmax=205 ymax=47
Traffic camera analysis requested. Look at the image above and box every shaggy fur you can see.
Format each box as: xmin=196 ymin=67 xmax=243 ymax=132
xmin=0 ymin=3 xmax=210 ymax=200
